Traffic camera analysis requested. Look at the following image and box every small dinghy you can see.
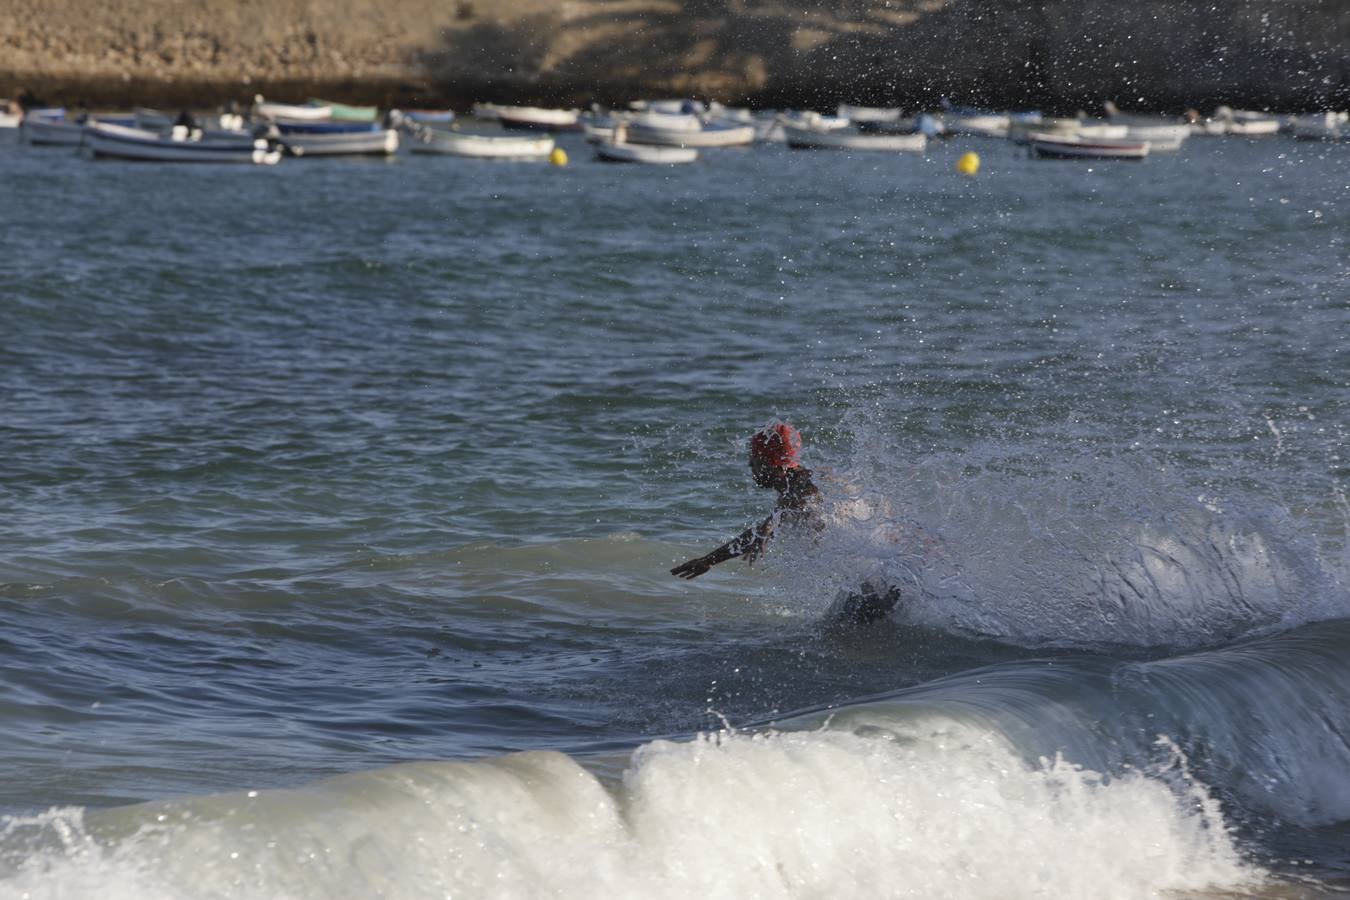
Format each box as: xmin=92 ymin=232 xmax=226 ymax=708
xmin=595 ymin=139 xmax=697 ymax=164
xmin=83 ymin=120 xmax=281 ymax=164
xmin=783 ymin=123 xmax=926 ymax=152
xmin=274 ymin=121 xmax=399 ymax=157
xmin=411 ymin=128 xmax=554 ymax=159
xmin=1030 ymin=133 xmax=1150 ymax=159
xmin=595 ymin=122 xmax=697 ymax=164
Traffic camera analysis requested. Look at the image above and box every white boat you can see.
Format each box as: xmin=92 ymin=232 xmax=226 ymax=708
xmin=595 ymin=139 xmax=697 ymax=164
xmin=1101 ymin=104 xmax=1190 ymax=148
xmin=1008 ymin=116 xmax=1076 ymax=143
xmin=84 ymin=120 xmax=281 ymax=164
xmin=783 ymin=123 xmax=926 ymax=151
xmin=626 ymin=119 xmax=755 ymax=148
xmin=1291 ymin=112 xmax=1347 ymax=141
xmin=496 ymin=107 xmax=582 ymax=131
xmin=790 ymin=111 xmax=851 ymax=131
xmin=1075 ymin=122 xmax=1131 ymax=140
xmin=944 ymin=113 xmax=1010 ymax=137
xmin=862 ymin=113 xmax=945 ymax=138
xmin=629 ymin=111 xmax=701 ymax=132
xmin=1 ymin=101 xmax=21 ymax=131
xmin=411 ymin=128 xmax=554 ymax=158
xmin=392 ymin=109 xmax=456 ymax=130
xmin=279 ymin=126 xmax=400 ymax=157
xmin=837 ymin=104 xmax=902 ymax=124
xmin=753 ymin=113 xmax=785 ymax=143
xmin=708 ymin=104 xmax=754 ymax=124
xmin=631 ymin=99 xmax=704 ymax=116
xmin=582 ymin=118 xmax=618 ymax=144
xmin=253 ymin=97 xmax=331 ymax=122
xmin=1119 ymin=123 xmax=1189 ymax=150
xmin=1189 ymin=118 xmax=1230 ymax=136
xmin=1030 ymin=133 xmax=1150 ymax=159
xmin=1226 ymin=111 xmax=1281 ymax=136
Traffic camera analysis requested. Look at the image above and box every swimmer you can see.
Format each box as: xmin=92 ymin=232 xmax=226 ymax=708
xmin=670 ymin=422 xmax=900 ymax=625
xmin=670 ymin=421 xmax=820 ymax=579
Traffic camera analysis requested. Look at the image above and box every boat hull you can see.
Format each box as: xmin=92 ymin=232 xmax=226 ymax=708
xmin=784 ymin=125 xmax=926 ymax=151
xmin=496 ymin=108 xmax=582 ymax=132
xmin=281 ymin=129 xmax=399 ymax=157
xmin=411 ymin=130 xmax=554 ymax=158
xmin=84 ymin=122 xmax=281 ymax=164
xmin=1226 ymin=116 xmax=1281 ymax=136
xmin=595 ymin=142 xmax=697 ymax=164
xmin=255 ymin=102 xmax=331 ymax=122
xmin=626 ymin=123 xmax=756 ymax=148
xmin=22 ymin=118 xmax=84 ymax=146
xmin=944 ymin=114 xmax=1010 ymax=137
xmin=1031 ymin=134 xmax=1150 ymax=159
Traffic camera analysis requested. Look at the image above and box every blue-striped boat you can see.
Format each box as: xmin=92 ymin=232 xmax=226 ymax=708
xmin=83 ymin=120 xmax=282 ymax=164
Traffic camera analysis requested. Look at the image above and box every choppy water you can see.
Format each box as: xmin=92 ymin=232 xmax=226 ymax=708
xmin=1 ymin=129 xmax=1347 ymax=898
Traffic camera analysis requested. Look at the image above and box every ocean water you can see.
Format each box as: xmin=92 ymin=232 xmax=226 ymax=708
xmin=0 ymin=129 xmax=1346 ymax=898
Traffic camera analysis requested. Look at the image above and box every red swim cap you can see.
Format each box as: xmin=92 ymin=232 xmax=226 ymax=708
xmin=749 ymin=422 xmax=802 ymax=469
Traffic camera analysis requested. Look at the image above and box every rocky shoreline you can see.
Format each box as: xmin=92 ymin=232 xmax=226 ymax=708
xmin=4 ymin=0 xmax=1347 ymax=113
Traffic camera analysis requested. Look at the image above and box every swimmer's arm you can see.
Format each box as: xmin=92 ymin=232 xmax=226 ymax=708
xmin=670 ymin=517 xmax=774 ymax=579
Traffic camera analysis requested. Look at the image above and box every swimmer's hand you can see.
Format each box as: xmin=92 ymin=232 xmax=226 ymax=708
xmin=671 ymin=555 xmax=714 ymax=579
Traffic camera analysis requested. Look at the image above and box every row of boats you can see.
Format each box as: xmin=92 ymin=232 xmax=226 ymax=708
xmin=437 ymin=99 xmax=1350 ymax=163
xmin=3 ymin=95 xmax=1346 ymax=166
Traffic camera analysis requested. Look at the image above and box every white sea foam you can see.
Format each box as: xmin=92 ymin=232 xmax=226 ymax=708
xmin=1 ymin=717 xmax=1260 ymax=899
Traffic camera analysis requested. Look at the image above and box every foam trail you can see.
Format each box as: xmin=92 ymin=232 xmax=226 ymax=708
xmin=1 ymin=718 xmax=1259 ymax=899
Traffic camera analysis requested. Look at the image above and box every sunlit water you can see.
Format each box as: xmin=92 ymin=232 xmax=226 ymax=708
xmin=1 ymin=130 xmax=1347 ymax=897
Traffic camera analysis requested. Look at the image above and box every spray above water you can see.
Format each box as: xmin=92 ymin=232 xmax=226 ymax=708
xmin=769 ymin=431 xmax=1345 ymax=650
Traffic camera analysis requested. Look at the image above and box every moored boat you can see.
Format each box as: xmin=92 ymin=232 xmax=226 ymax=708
xmin=595 ymin=136 xmax=697 ymax=164
xmin=1225 ymin=110 xmax=1281 ymax=136
xmin=783 ymin=123 xmax=926 ymax=152
xmin=626 ymin=118 xmax=755 ymax=148
xmin=277 ymin=124 xmax=400 ymax=157
xmin=1030 ymin=132 xmax=1150 ymax=159
xmin=630 ymin=99 xmax=704 ymax=116
xmin=1102 ymin=102 xmax=1191 ymax=149
xmin=83 ymin=120 xmax=281 ymax=164
xmin=21 ymin=111 xmax=84 ymax=146
xmin=309 ymin=99 xmax=379 ymax=122
xmin=837 ymin=104 xmax=902 ymax=124
xmin=1119 ymin=123 xmax=1190 ymax=150
xmin=0 ymin=99 xmax=20 ymax=131
xmin=253 ymin=97 xmax=331 ymax=122
xmin=397 ymin=109 xmax=457 ymax=126
xmin=582 ymin=115 xmax=620 ymax=144
xmin=411 ymin=128 xmax=554 ymax=159
xmin=943 ymin=112 xmax=1010 ymax=138
xmin=858 ymin=114 xmax=946 ymax=138
xmin=1075 ymin=122 xmax=1131 ymax=140
xmin=496 ymin=107 xmax=582 ymax=132
xmin=1291 ymin=112 xmax=1347 ymax=141
xmin=1007 ymin=116 xmax=1077 ymax=144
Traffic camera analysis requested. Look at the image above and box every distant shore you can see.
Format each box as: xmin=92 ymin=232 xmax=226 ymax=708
xmin=4 ymin=0 xmax=1347 ymax=114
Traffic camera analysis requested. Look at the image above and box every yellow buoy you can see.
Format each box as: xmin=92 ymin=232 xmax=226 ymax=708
xmin=956 ymin=151 xmax=980 ymax=176
xmin=549 ymin=147 xmax=569 ymax=167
